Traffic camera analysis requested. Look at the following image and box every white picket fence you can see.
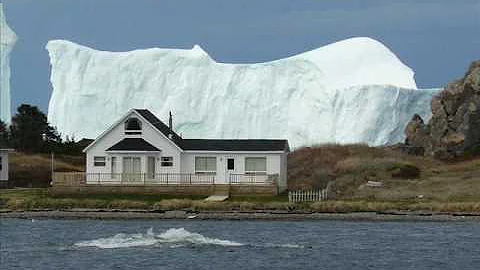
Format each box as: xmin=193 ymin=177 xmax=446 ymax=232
xmin=288 ymin=188 xmax=328 ymax=203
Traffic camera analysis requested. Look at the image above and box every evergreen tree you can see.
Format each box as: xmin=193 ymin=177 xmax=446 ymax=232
xmin=10 ymin=104 xmax=61 ymax=152
xmin=0 ymin=120 xmax=9 ymax=147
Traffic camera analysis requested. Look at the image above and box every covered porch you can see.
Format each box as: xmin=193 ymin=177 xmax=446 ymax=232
xmin=53 ymin=172 xmax=278 ymax=186
xmin=51 ymin=172 xmax=280 ymax=196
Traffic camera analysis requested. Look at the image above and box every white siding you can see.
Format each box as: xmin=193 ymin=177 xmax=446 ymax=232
xmin=0 ymin=151 xmax=9 ymax=181
xmin=85 ymin=111 xmax=182 ymax=177
xmin=84 ymin=111 xmax=288 ymax=188
xmin=181 ymin=152 xmax=285 ymax=184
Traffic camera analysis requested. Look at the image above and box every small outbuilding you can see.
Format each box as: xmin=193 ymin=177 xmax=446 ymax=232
xmin=0 ymin=148 xmax=13 ymax=188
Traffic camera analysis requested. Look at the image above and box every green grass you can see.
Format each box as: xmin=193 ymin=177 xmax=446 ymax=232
xmin=51 ymin=193 xmax=207 ymax=202
xmin=229 ymin=193 xmax=289 ymax=203
xmin=3 ymin=188 xmax=480 ymax=213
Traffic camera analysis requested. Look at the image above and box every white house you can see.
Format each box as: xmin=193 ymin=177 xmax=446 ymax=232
xmin=0 ymin=148 xmax=12 ymax=187
xmin=82 ymin=109 xmax=289 ymax=192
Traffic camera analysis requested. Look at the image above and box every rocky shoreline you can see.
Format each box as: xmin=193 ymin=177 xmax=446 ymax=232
xmin=1 ymin=209 xmax=480 ymax=221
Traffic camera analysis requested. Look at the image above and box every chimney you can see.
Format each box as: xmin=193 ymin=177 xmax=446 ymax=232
xmin=168 ymin=111 xmax=173 ymax=131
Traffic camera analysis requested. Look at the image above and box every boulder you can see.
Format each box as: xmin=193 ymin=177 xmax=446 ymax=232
xmin=405 ymin=60 xmax=480 ymax=159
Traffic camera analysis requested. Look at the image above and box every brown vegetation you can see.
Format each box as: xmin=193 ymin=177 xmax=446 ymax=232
xmin=288 ymin=144 xmax=480 ymax=203
xmin=9 ymin=152 xmax=84 ymax=188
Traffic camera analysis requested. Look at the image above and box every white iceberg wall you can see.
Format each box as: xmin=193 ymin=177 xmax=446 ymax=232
xmin=46 ymin=37 xmax=435 ymax=147
xmin=331 ymin=86 xmax=439 ymax=145
xmin=0 ymin=3 xmax=17 ymax=124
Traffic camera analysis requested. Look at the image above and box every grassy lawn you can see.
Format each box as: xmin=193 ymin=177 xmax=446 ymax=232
xmin=2 ymin=188 xmax=480 ymax=213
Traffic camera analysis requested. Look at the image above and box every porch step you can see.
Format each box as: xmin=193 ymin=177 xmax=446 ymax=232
xmin=204 ymin=195 xmax=229 ymax=202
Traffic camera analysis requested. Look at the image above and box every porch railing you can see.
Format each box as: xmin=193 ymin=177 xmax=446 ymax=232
xmin=229 ymin=173 xmax=278 ymax=185
xmin=53 ymin=172 xmax=216 ymax=186
xmin=53 ymin=172 xmax=278 ymax=186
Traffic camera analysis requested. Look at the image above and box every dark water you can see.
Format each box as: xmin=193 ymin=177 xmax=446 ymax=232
xmin=1 ymin=218 xmax=480 ymax=269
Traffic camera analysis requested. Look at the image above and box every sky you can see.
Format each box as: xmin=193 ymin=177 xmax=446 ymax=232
xmin=2 ymin=0 xmax=480 ymax=113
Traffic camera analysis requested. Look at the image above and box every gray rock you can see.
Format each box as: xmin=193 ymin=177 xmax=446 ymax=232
xmin=405 ymin=60 xmax=480 ymax=159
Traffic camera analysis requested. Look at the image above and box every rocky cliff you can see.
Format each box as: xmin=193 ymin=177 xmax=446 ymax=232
xmin=405 ymin=60 xmax=480 ymax=158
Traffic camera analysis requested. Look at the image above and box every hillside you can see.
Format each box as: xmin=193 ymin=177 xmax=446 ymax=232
xmin=288 ymin=144 xmax=480 ymax=203
xmin=8 ymin=152 xmax=84 ymax=187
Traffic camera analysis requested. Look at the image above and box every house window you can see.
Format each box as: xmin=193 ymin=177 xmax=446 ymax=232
xmin=0 ymin=156 xmax=2 ymax=171
xmin=122 ymin=157 xmax=141 ymax=182
xmin=227 ymin=158 xmax=234 ymax=170
xmin=94 ymin=156 xmax=106 ymax=167
xmin=245 ymin=157 xmax=267 ymax=174
xmin=195 ymin=157 xmax=216 ymax=174
xmin=124 ymin=117 xmax=142 ymax=134
xmin=161 ymin=156 xmax=173 ymax=167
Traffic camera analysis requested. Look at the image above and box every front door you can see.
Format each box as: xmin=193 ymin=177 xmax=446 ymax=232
xmin=122 ymin=157 xmax=141 ymax=182
xmin=226 ymin=157 xmax=234 ymax=184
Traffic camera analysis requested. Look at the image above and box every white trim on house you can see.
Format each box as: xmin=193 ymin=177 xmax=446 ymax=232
xmin=83 ymin=109 xmax=184 ymax=153
xmin=106 ymin=151 xmax=163 ymax=154
xmin=82 ymin=109 xmax=289 ymax=192
xmin=183 ymin=150 xmax=287 ymax=154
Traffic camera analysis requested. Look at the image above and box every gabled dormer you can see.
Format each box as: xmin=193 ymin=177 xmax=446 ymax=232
xmin=124 ymin=117 xmax=142 ymax=135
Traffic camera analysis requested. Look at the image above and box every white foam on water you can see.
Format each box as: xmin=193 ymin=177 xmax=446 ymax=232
xmin=157 ymin=228 xmax=243 ymax=247
xmin=74 ymin=232 xmax=157 ymax=249
xmin=74 ymin=227 xmax=305 ymax=249
xmin=258 ymin=243 xmax=305 ymax=249
xmin=74 ymin=228 xmax=243 ymax=249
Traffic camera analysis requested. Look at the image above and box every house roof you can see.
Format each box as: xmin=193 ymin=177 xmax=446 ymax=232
xmin=134 ymin=109 xmax=184 ymax=145
xmin=85 ymin=108 xmax=290 ymax=153
xmin=134 ymin=109 xmax=289 ymax=152
xmin=180 ymin=139 xmax=289 ymax=151
xmin=106 ymin=138 xmax=161 ymax=152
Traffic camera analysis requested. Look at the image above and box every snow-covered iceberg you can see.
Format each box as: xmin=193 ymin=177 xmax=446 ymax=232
xmin=0 ymin=3 xmax=17 ymax=124
xmin=46 ymin=37 xmax=439 ymax=147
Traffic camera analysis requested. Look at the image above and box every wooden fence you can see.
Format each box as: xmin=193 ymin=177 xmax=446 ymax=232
xmin=288 ymin=188 xmax=328 ymax=203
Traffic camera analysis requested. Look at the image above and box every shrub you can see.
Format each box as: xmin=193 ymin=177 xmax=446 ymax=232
xmin=389 ymin=163 xmax=421 ymax=179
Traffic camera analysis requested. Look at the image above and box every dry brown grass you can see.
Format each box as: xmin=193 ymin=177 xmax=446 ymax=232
xmin=288 ymin=144 xmax=480 ymax=203
xmin=9 ymin=152 xmax=85 ymax=187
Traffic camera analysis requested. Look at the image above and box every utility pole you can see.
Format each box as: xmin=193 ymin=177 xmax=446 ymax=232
xmin=50 ymin=152 xmax=55 ymax=186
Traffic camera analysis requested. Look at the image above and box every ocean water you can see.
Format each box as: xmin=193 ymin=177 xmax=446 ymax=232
xmin=1 ymin=218 xmax=480 ymax=269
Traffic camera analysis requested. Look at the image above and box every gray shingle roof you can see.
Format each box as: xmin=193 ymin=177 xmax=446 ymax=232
xmin=181 ymin=139 xmax=289 ymax=151
xmin=133 ymin=109 xmax=289 ymax=152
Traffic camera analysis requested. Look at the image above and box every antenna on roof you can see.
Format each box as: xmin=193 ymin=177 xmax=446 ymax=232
xmin=169 ymin=111 xmax=173 ymax=131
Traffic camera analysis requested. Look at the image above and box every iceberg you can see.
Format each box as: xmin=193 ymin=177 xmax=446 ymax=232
xmin=46 ymin=37 xmax=439 ymax=147
xmin=0 ymin=3 xmax=17 ymax=124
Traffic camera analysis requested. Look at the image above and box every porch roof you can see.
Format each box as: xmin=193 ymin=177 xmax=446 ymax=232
xmin=106 ymin=138 xmax=161 ymax=152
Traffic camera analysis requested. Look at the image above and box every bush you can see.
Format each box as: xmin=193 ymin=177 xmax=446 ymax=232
xmin=389 ymin=163 xmax=421 ymax=179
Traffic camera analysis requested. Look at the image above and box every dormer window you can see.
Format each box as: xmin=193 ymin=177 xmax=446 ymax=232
xmin=125 ymin=117 xmax=142 ymax=135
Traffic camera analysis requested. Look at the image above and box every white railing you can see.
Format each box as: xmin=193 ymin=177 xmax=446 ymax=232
xmin=288 ymin=188 xmax=328 ymax=203
xmin=53 ymin=172 xmax=279 ymax=187
xmin=54 ymin=172 xmax=216 ymax=186
xmin=229 ymin=173 xmax=277 ymax=185
xmin=86 ymin=173 xmax=216 ymax=185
